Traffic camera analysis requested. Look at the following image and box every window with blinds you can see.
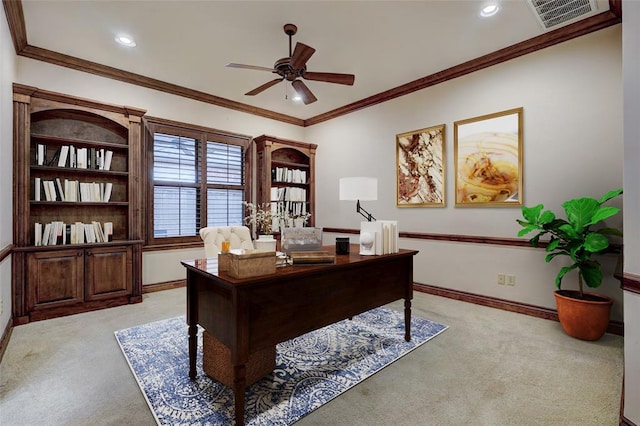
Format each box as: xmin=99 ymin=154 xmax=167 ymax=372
xmin=146 ymin=120 xmax=248 ymax=244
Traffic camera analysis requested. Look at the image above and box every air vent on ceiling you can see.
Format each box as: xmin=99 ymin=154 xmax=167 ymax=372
xmin=526 ymin=0 xmax=599 ymax=30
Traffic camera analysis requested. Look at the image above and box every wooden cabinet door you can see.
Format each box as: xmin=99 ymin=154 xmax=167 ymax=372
xmin=26 ymin=249 xmax=84 ymax=310
xmin=85 ymin=245 xmax=132 ymax=301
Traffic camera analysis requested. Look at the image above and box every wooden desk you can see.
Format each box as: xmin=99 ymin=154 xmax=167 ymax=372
xmin=181 ymin=245 xmax=418 ymax=425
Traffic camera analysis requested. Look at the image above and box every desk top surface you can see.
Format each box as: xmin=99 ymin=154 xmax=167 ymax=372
xmin=181 ymin=244 xmax=418 ymax=285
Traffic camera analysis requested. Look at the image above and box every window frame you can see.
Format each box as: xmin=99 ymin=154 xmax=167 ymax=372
xmin=144 ymin=117 xmax=252 ymax=247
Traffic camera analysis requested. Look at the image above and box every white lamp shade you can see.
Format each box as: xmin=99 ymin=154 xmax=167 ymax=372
xmin=339 ymin=177 xmax=378 ymax=201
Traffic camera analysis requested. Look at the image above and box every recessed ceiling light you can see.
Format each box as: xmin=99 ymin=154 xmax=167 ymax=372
xmin=480 ymin=3 xmax=500 ymax=17
xmin=115 ymin=35 xmax=136 ymax=47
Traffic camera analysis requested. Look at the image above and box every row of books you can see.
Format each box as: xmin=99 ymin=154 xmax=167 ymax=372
xmin=270 ymin=200 xmax=308 ymax=217
xmin=34 ymin=177 xmax=113 ymax=202
xmin=270 ymin=186 xmax=307 ymax=203
xmin=271 ymin=167 xmax=307 ymax=184
xmin=35 ymin=143 xmax=114 ymax=170
xmin=34 ymin=221 xmax=114 ymax=246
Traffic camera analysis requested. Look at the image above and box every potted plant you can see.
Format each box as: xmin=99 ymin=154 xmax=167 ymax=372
xmin=516 ymin=188 xmax=623 ymax=341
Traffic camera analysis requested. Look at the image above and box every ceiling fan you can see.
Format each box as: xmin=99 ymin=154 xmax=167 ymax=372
xmin=226 ymin=23 xmax=355 ymax=105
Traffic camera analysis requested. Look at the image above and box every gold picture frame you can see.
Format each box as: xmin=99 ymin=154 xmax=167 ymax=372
xmin=454 ymin=108 xmax=523 ymax=207
xmin=396 ymin=124 xmax=446 ymax=207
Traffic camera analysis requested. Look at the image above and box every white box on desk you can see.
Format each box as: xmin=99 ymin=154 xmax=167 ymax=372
xmin=360 ymin=220 xmax=398 ymax=255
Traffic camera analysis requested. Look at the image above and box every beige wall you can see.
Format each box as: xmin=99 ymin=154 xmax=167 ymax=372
xmin=308 ymin=26 xmax=624 ymax=320
xmin=623 ymin=1 xmax=640 ymax=423
xmin=0 ymin=5 xmax=16 ymax=332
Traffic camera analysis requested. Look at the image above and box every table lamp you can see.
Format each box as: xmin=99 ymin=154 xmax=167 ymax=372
xmin=339 ymin=177 xmax=377 ymax=221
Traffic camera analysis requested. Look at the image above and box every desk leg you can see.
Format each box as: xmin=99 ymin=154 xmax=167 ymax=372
xmin=404 ymin=298 xmax=412 ymax=342
xmin=233 ymin=364 xmax=247 ymax=425
xmin=188 ymin=324 xmax=198 ymax=379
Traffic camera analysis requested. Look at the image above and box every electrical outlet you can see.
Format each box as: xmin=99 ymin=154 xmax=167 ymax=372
xmin=497 ymin=274 xmax=506 ymax=285
xmin=506 ymin=274 xmax=516 ymax=286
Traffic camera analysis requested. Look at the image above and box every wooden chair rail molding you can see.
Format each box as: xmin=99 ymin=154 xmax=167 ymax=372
xmin=0 ymin=244 xmax=13 ymax=263
xmin=322 ymin=227 xmax=540 ymax=248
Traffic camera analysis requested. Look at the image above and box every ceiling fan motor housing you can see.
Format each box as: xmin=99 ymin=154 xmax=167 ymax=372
xmin=274 ymin=57 xmax=304 ymax=81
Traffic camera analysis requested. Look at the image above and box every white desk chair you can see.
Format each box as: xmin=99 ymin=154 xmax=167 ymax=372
xmin=199 ymin=226 xmax=254 ymax=258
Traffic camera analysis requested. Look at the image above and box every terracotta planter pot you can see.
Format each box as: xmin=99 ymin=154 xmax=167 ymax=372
xmin=554 ymin=290 xmax=613 ymax=341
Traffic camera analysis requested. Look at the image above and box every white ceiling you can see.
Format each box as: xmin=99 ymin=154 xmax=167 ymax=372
xmin=20 ymin=0 xmax=611 ymax=120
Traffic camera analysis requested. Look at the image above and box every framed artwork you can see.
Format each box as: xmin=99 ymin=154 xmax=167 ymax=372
xmin=396 ymin=124 xmax=446 ymax=207
xmin=454 ymin=107 xmax=523 ymax=206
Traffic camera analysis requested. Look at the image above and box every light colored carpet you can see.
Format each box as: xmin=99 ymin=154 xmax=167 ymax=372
xmin=0 ymin=289 xmax=624 ymax=425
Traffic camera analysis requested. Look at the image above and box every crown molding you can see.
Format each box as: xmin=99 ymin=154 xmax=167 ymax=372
xmin=3 ymin=0 xmax=622 ymax=127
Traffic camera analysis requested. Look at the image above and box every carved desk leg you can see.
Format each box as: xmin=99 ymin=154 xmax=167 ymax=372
xmin=233 ymin=364 xmax=247 ymax=425
xmin=404 ymin=298 xmax=412 ymax=342
xmin=188 ymin=324 xmax=198 ymax=379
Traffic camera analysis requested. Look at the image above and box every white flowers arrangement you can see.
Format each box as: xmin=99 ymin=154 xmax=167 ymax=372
xmin=293 ymin=211 xmax=312 ymax=226
xmin=243 ymin=202 xmax=280 ymax=235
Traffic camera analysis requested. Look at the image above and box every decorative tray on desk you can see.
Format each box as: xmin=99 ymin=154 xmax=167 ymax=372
xmin=289 ymin=250 xmax=335 ymax=265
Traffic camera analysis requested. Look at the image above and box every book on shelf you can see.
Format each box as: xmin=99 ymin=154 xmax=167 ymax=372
xmin=43 ymin=180 xmax=56 ymax=201
xmin=35 ymin=143 xmax=46 ymax=165
xmin=55 ymin=178 xmax=65 ymax=201
xmin=57 ymin=145 xmax=70 ymax=167
xmin=104 ymin=222 xmax=113 ymax=242
xmin=41 ymin=223 xmax=51 ymax=246
xmin=103 ymin=150 xmax=113 ymax=171
xmin=34 ymin=177 xmax=41 ymax=201
xmin=77 ymin=147 xmax=87 ymax=169
xmin=34 ymin=223 xmax=42 ymax=246
xmin=69 ymin=145 xmax=76 ymax=168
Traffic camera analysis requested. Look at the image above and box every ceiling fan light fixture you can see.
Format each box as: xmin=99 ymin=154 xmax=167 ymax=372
xmin=115 ymin=34 xmax=136 ymax=47
xmin=226 ymin=23 xmax=354 ymax=104
xmin=480 ymin=3 xmax=500 ymax=17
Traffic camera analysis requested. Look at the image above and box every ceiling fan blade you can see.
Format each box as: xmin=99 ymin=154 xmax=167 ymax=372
xmin=303 ymin=71 xmax=355 ymax=86
xmin=290 ymin=42 xmax=316 ymax=70
xmin=245 ymin=78 xmax=283 ymax=96
xmin=226 ymin=63 xmax=275 ymax=72
xmin=291 ymin=80 xmax=318 ymax=105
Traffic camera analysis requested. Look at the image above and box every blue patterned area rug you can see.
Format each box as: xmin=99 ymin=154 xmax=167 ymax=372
xmin=115 ymin=307 xmax=447 ymax=425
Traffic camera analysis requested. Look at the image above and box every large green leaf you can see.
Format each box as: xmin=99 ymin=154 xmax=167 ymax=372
xmin=539 ymin=210 xmax=555 ymax=225
xmin=546 ymin=238 xmax=560 ymax=252
xmin=598 ymin=188 xmax=623 ymax=204
xmin=517 ymin=224 xmax=538 ymax=237
xmin=588 ymin=206 xmax=620 ymax=226
xmin=584 ymin=232 xmax=610 ymax=253
xmin=521 ymin=204 xmax=543 ymax=224
xmin=558 ymin=223 xmax=579 ymax=240
xmin=563 ymin=197 xmax=599 ymax=232
xmin=580 ymin=261 xmax=603 ymax=288
xmin=556 ymin=264 xmax=577 ymax=290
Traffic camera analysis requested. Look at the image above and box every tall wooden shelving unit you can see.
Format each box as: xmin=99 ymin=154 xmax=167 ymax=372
xmin=254 ymin=135 xmax=317 ymax=229
xmin=12 ymin=84 xmax=146 ymax=325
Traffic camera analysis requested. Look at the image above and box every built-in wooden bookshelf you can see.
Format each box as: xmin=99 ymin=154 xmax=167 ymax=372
xmin=12 ymin=84 xmax=146 ymax=325
xmin=254 ymin=135 xmax=317 ymax=230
